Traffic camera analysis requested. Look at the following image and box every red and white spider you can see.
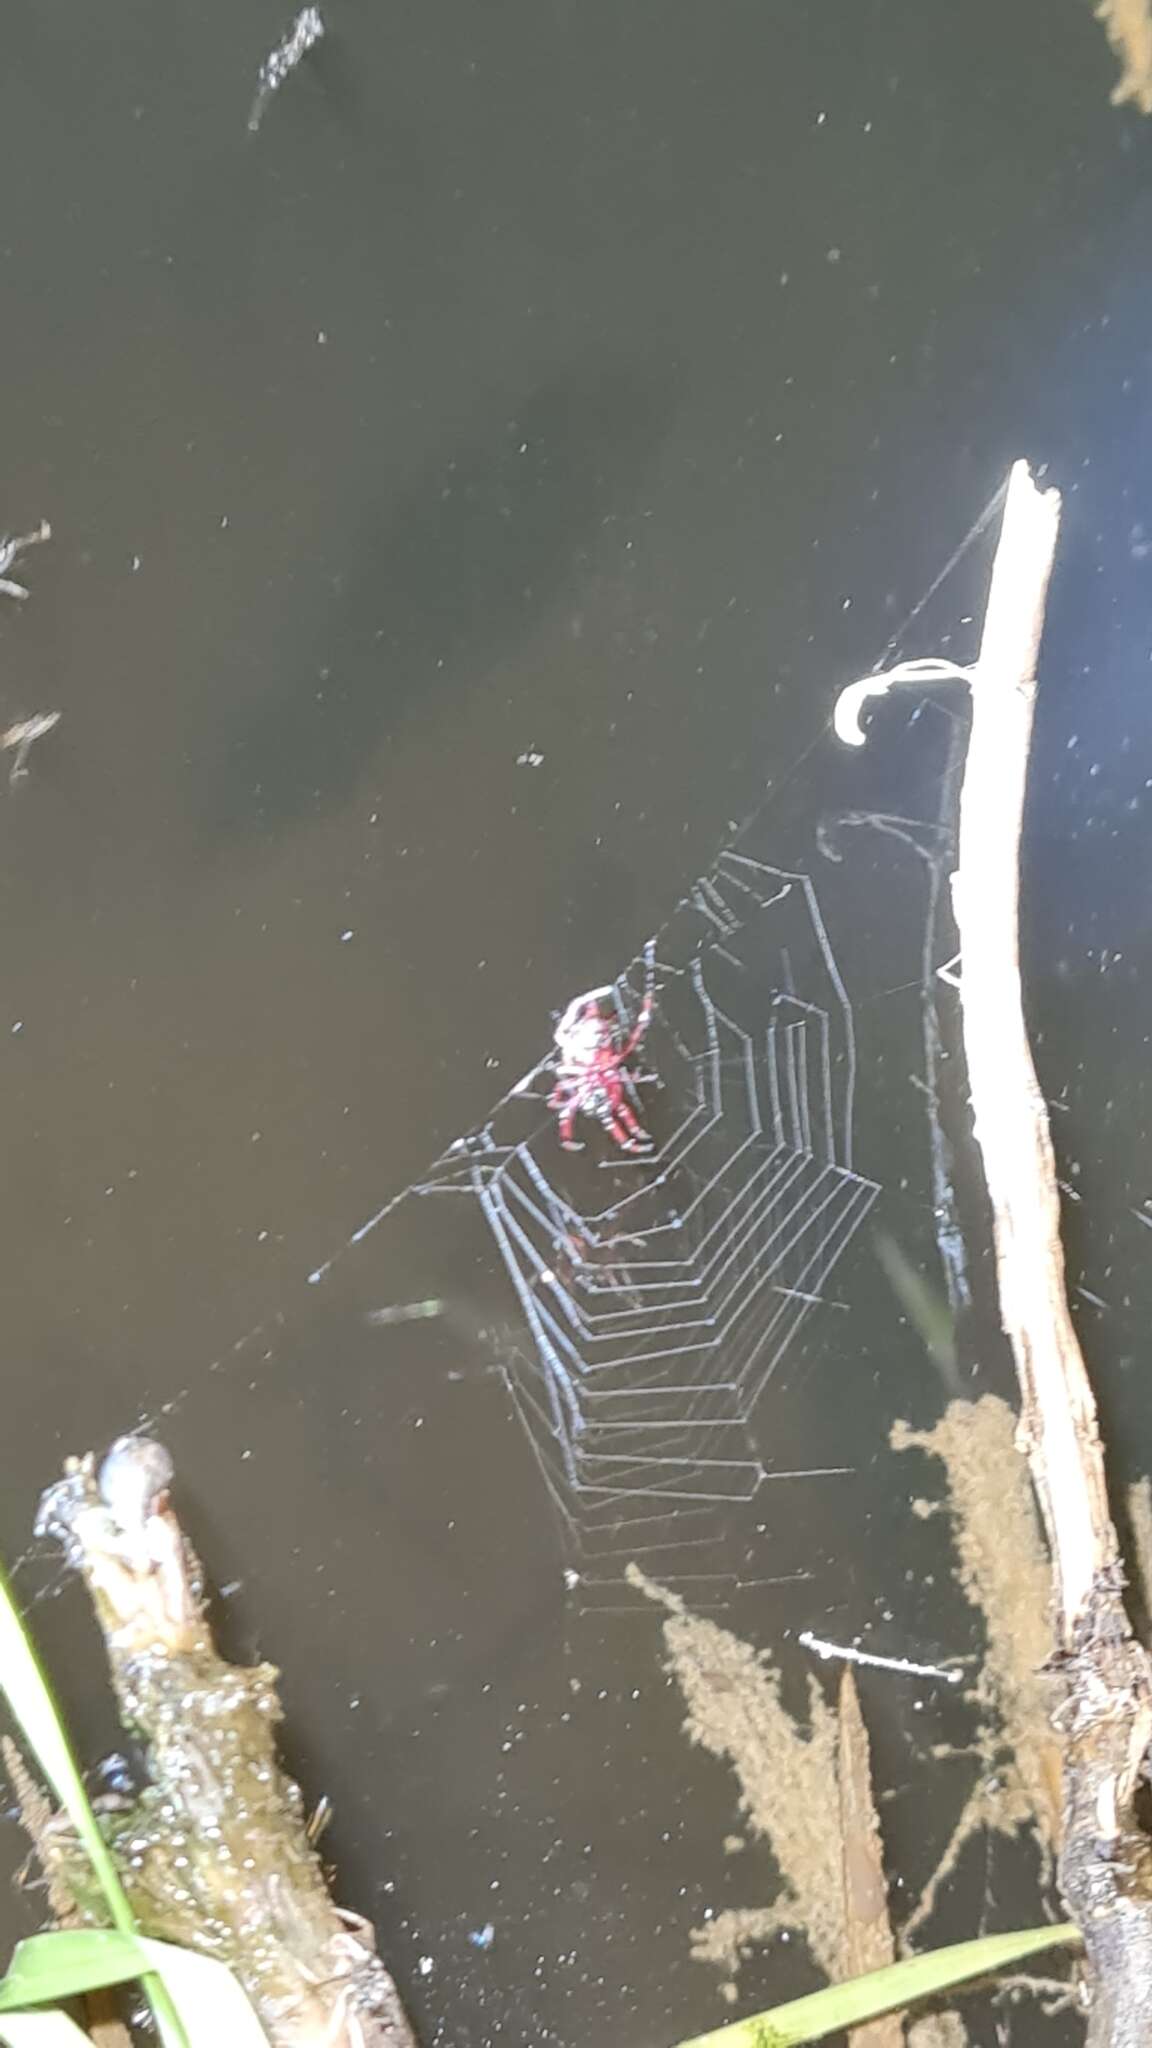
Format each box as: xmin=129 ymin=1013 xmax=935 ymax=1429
xmin=548 ymin=955 xmax=656 ymax=1155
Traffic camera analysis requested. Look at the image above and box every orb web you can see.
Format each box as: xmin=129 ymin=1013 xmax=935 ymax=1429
xmin=411 ymin=851 xmax=879 ymax=1609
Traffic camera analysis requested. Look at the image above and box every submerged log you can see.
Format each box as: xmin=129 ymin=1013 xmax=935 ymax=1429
xmin=32 ymin=1435 xmax=418 ymax=2048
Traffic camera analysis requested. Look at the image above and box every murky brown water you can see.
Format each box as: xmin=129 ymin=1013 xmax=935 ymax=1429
xmin=1 ymin=2 xmax=1151 ymax=2042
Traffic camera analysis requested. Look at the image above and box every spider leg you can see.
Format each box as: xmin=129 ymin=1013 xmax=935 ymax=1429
xmin=608 ymin=1097 xmax=653 ymax=1153
xmin=553 ymin=1093 xmax=583 ymax=1151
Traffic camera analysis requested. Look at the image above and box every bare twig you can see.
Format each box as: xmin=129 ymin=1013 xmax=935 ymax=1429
xmin=0 ymin=710 xmax=60 ymax=785
xmin=837 ymin=461 xmax=1152 ymax=2046
xmin=0 ymin=520 xmax=50 ymax=602
xmin=248 ymin=8 xmax=325 ymax=133
xmin=799 ymin=1632 xmax=962 ymax=1685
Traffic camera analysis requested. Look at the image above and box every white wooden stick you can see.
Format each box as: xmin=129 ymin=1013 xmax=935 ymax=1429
xmin=836 ymin=464 xmax=1152 ymax=2044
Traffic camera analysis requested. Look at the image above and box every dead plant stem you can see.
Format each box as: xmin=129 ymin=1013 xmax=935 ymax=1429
xmin=943 ymin=460 xmax=1152 ymax=2045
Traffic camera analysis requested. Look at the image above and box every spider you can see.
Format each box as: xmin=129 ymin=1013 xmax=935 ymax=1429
xmin=548 ymin=954 xmax=657 ymax=1155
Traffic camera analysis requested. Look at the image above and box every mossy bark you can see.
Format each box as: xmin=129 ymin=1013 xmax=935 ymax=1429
xmin=34 ymin=1438 xmax=418 ymax=2048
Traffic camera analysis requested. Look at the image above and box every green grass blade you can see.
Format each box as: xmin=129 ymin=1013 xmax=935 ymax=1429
xmin=0 ymin=1565 xmax=134 ymax=1934
xmin=0 ymin=1562 xmax=189 ymax=2048
xmin=0 ymin=2015 xmax=93 ymax=2045
xmin=0 ymin=1930 xmax=269 ymax=2045
xmin=0 ymin=1930 xmax=144 ymax=2009
xmin=138 ymin=1939 xmax=270 ymax=2043
xmin=0 ymin=1925 xmax=268 ymax=2039
xmin=672 ymin=1923 xmax=1081 ymax=2048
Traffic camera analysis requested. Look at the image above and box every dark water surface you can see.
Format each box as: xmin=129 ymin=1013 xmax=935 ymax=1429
xmin=1 ymin=2 xmax=1152 ymax=2042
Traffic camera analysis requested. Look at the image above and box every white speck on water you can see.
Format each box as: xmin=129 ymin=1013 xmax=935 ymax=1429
xmin=340 ymin=929 xmax=354 ymax=942
xmin=826 ymin=246 xmax=842 ymax=263
xmin=417 ymin=1956 xmax=435 ymax=1978
xmin=517 ymin=748 xmax=545 ymax=767
xmin=469 ymin=1923 xmax=495 ymax=1950
xmin=317 ymin=331 xmax=328 ymax=345
xmin=131 ymin=555 xmax=141 ymax=572
xmin=10 ymin=1021 xmax=21 ymax=1034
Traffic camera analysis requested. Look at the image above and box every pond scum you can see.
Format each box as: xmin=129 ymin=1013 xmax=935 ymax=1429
xmin=631 ymin=1393 xmax=1063 ymax=2033
xmin=1095 ymin=0 xmax=1152 ymax=110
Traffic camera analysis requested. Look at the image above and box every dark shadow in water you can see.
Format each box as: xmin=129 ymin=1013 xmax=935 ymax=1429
xmin=199 ymin=359 xmax=677 ymax=842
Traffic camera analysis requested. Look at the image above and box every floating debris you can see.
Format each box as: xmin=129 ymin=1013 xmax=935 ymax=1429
xmin=248 ymin=7 xmax=325 ymax=133
xmin=1095 ymin=0 xmax=1152 ymax=112
xmin=0 ymin=710 xmax=60 ymax=786
xmin=365 ymin=1298 xmax=445 ymax=1327
xmin=0 ymin=519 xmax=50 ymax=602
xmin=874 ymin=1230 xmax=962 ymax=1396
xmin=892 ymin=1396 xmax=1061 ymax=1939
xmin=628 ymin=1564 xmax=844 ymax=1986
xmin=798 ymin=1629 xmax=963 ymax=1685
